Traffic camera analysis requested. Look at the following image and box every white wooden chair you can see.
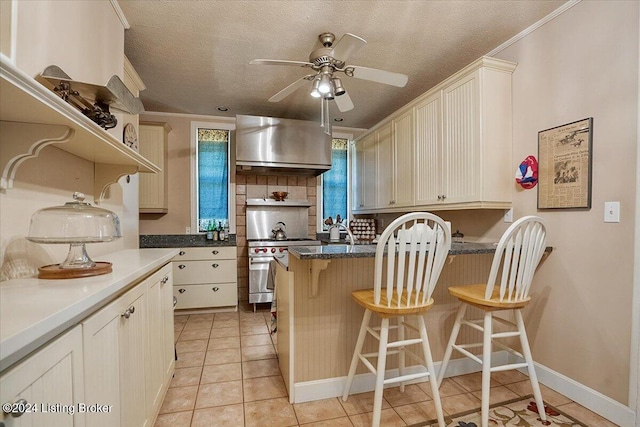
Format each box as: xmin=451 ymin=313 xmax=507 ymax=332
xmin=342 ymin=212 xmax=450 ymax=427
xmin=437 ymin=216 xmax=548 ymax=427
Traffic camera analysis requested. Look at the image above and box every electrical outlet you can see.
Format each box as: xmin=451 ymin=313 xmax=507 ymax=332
xmin=503 ymin=208 xmax=513 ymax=223
xmin=604 ymin=202 xmax=620 ymax=223
xmin=185 ymin=226 xmax=191 ymax=234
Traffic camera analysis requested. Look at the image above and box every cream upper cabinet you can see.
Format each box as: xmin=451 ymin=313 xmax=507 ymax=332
xmin=139 ymin=122 xmax=171 ymax=213
xmin=414 ymin=91 xmax=442 ymax=205
xmin=353 ymin=133 xmax=377 ymax=210
xmin=376 ymin=123 xmax=393 ymax=208
xmin=392 ymin=110 xmax=414 ymax=207
xmin=353 ymin=56 xmax=515 ymax=213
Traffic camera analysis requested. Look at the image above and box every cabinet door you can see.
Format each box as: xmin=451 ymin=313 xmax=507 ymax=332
xmin=139 ymin=123 xmax=170 ymax=213
xmin=161 ymin=271 xmax=175 ymax=380
xmin=353 ymin=133 xmax=377 ymax=211
xmin=145 ymin=266 xmax=174 ymax=420
xmin=352 ymin=141 xmax=364 ymax=210
xmin=0 ymin=326 xmax=84 ymax=427
xmin=376 ymin=123 xmax=393 ymax=208
xmin=442 ymin=70 xmax=481 ymax=203
xmin=393 ymin=110 xmax=414 ymax=207
xmin=83 ymin=282 xmax=147 ymax=427
xmin=414 ymin=92 xmax=442 ymax=206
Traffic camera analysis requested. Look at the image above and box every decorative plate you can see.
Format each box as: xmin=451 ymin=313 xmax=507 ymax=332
xmin=123 ymin=123 xmax=138 ymax=150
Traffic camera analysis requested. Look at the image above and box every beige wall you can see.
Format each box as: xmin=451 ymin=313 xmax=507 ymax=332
xmin=494 ymin=0 xmax=638 ymax=404
xmin=0 ymin=1 xmax=134 ymax=279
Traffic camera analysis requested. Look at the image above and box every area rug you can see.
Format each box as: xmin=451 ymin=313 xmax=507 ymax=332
xmin=411 ymin=395 xmax=588 ymax=427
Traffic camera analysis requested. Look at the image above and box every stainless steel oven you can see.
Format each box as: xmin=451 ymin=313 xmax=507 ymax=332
xmin=248 ymin=239 xmax=320 ymax=306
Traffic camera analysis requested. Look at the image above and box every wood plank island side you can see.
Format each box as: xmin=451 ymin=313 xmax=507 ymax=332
xmin=276 ymin=243 xmax=535 ymax=404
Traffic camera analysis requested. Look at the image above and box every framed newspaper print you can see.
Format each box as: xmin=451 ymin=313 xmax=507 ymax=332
xmin=537 ymin=118 xmax=593 ymax=209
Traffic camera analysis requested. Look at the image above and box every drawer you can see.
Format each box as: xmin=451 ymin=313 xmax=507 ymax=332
xmin=174 ymin=283 xmax=237 ymax=309
xmin=172 ymin=246 xmax=236 ymax=261
xmin=173 ymin=260 xmax=237 ymax=284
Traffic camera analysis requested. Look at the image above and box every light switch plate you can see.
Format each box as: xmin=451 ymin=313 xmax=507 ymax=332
xmin=604 ymin=202 xmax=620 ymax=223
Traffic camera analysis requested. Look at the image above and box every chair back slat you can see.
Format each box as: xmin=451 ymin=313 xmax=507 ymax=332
xmin=486 ymin=216 xmax=547 ymax=302
xmin=373 ymin=212 xmax=451 ymax=308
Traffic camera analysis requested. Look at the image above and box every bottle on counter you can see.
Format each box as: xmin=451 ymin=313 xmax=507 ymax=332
xmin=218 ymin=221 xmax=225 ymax=241
xmin=206 ymin=221 xmax=214 ymax=240
xmin=213 ymin=222 xmax=219 ymax=241
xmin=223 ymin=220 xmax=230 ymax=241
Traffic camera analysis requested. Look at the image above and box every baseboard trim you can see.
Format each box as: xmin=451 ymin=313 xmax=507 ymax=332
xmin=292 ymin=351 xmax=635 ymax=426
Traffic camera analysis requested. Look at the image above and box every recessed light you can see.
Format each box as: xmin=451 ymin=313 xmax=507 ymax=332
xmin=217 ymin=106 xmax=229 ymax=112
xmin=334 ymin=118 xmax=344 ymax=122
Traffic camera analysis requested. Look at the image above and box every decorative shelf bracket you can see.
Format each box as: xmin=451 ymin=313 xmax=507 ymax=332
xmin=309 ymin=259 xmax=331 ymax=298
xmin=94 ymin=164 xmax=138 ymax=204
xmin=0 ymin=122 xmax=75 ymax=190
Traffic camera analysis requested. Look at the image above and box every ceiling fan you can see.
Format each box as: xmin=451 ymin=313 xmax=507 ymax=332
xmin=250 ymin=32 xmax=409 ymax=115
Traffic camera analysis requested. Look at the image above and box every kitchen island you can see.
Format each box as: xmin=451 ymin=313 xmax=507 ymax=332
xmin=275 ymin=243 xmax=551 ymax=404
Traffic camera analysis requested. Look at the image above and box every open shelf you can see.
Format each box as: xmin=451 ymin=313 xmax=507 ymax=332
xmin=0 ymin=54 xmax=159 ymax=200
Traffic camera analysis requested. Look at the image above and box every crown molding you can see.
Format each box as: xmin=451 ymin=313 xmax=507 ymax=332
xmin=486 ymin=0 xmax=581 ymax=57
xmin=110 ymin=0 xmax=130 ymax=30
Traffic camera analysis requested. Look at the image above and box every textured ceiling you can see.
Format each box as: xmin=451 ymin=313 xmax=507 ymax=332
xmin=119 ymin=0 xmax=567 ymax=129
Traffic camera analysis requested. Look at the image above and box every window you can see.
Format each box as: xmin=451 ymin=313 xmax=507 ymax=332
xmin=190 ymin=121 xmax=235 ymax=233
xmin=321 ymin=137 xmax=350 ymax=230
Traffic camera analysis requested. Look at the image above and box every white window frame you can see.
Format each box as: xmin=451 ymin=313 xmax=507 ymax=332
xmin=190 ymin=120 xmax=236 ymax=234
xmin=317 ymin=131 xmax=353 ymax=232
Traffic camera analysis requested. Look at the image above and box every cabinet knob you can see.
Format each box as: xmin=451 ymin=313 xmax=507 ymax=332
xmin=212 ymin=263 xmax=219 ymax=268
xmin=161 ymin=276 xmax=169 ymax=284
xmin=212 ymin=250 xmax=219 ymax=255
xmin=179 ymin=251 xmax=186 ymax=256
xmin=178 ymin=288 xmax=186 ymax=294
xmin=442 ymin=194 xmax=446 ymax=200
xmin=212 ymin=287 xmax=219 ymax=292
xmin=121 ymin=308 xmax=132 ymax=319
xmin=3 ymin=398 xmax=28 ymax=417
xmin=129 ymin=305 xmax=135 ymax=314
xmin=178 ymin=264 xmax=186 ymax=269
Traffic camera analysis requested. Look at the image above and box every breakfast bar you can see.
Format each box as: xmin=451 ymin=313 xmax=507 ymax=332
xmin=275 ymin=242 xmax=548 ymax=403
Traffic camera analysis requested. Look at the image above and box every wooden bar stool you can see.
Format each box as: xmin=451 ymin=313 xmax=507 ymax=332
xmin=342 ymin=212 xmax=450 ymax=427
xmin=437 ymin=216 xmax=548 ymax=427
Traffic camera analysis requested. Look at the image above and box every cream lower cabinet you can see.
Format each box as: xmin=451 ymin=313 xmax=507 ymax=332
xmin=0 ymin=326 xmax=85 ymax=427
xmin=82 ymin=263 xmax=173 ymax=427
xmin=173 ymin=247 xmax=238 ymax=310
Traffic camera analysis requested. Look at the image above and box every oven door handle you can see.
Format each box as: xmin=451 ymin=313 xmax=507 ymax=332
xmin=249 ymin=257 xmax=273 ymax=265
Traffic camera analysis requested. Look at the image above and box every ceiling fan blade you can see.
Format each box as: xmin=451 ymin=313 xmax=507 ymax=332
xmin=250 ymin=59 xmax=313 ymax=67
xmin=334 ymin=91 xmax=354 ymax=112
xmin=347 ymin=65 xmax=408 ymax=87
xmin=332 ymin=33 xmax=366 ymax=63
xmin=268 ymin=74 xmax=315 ymax=102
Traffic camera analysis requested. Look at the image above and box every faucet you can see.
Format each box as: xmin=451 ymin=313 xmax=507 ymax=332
xmin=331 ymin=223 xmax=355 ymax=247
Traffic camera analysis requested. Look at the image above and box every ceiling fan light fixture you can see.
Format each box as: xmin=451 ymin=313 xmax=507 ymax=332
xmin=331 ymin=77 xmax=346 ymax=96
xmin=310 ymin=78 xmax=321 ymax=98
xmin=318 ymin=73 xmax=331 ymax=94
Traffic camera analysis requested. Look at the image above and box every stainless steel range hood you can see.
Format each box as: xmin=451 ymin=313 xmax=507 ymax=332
xmin=235 ymin=115 xmax=331 ymax=176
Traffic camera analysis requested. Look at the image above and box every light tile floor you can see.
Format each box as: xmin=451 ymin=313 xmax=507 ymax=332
xmin=154 ymin=308 xmax=619 ymax=427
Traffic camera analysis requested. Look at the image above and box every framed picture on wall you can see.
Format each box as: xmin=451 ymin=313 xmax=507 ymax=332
xmin=537 ymin=117 xmax=593 ymax=209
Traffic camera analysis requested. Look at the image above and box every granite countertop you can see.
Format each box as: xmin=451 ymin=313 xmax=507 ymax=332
xmin=140 ymin=234 xmax=237 ymax=248
xmin=289 ymin=242 xmax=504 ymax=260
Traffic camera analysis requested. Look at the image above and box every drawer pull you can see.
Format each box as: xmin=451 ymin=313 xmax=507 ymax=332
xmin=3 ymin=398 xmax=28 ymax=417
xmin=121 ymin=308 xmax=132 ymax=319
xmin=129 ymin=305 xmax=135 ymax=314
xmin=178 ymin=288 xmax=187 ymax=294
xmin=212 ymin=287 xmax=219 ymax=292
xmin=178 ymin=264 xmax=186 ymax=269
xmin=161 ymin=276 xmax=169 ymax=284
xmin=212 ymin=263 xmax=219 ymax=268
xmin=179 ymin=251 xmax=186 ymax=256
xmin=212 ymin=250 xmax=219 ymax=255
